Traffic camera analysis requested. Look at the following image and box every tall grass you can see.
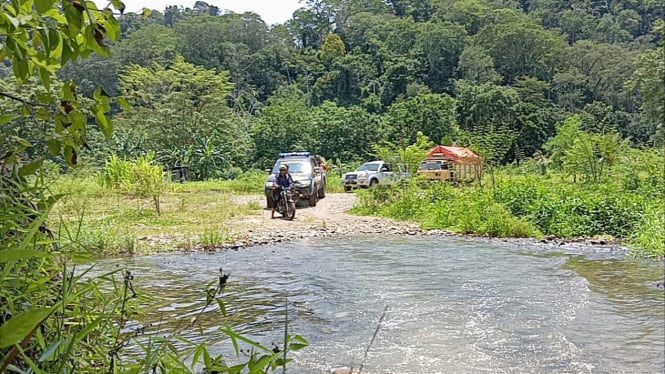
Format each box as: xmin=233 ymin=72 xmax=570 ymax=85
xmin=98 ymin=153 xmax=166 ymax=214
xmin=353 ymin=182 xmax=542 ymax=238
xmin=353 ymin=169 xmax=664 ymax=257
xmin=630 ymin=206 xmax=665 ymax=257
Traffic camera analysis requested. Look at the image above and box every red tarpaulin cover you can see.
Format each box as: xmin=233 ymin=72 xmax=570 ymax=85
xmin=425 ymin=145 xmax=483 ymax=164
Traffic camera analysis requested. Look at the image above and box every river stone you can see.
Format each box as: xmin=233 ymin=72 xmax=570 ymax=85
xmin=330 ymin=368 xmax=354 ymax=374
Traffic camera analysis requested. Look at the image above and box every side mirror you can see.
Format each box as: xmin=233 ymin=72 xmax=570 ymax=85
xmin=265 ymin=168 xmax=271 ymax=173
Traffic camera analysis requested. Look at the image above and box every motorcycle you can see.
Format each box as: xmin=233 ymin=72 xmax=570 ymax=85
xmin=275 ymin=185 xmax=296 ymax=220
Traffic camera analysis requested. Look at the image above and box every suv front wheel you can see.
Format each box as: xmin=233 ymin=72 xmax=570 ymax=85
xmin=308 ymin=193 xmax=317 ymax=207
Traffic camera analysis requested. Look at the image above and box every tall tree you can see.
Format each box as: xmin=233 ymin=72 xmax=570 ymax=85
xmin=625 ymin=24 xmax=665 ymax=146
xmin=252 ymin=86 xmax=314 ymax=168
xmin=475 ymin=9 xmax=564 ymax=83
xmin=383 ymin=93 xmax=457 ymax=145
xmin=116 ymin=56 xmax=248 ymax=173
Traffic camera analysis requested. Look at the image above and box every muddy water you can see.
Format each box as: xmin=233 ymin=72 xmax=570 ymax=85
xmin=103 ymin=236 xmax=665 ymax=373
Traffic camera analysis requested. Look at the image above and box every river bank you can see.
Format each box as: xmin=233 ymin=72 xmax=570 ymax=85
xmin=50 ymin=177 xmax=643 ymax=257
xmin=184 ymin=193 xmax=631 ymax=257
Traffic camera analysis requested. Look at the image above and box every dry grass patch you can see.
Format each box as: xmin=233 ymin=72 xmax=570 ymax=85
xmin=50 ymin=176 xmax=261 ymax=255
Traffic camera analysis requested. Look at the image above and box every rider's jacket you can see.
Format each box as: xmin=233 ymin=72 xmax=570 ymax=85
xmin=275 ymin=173 xmax=293 ymax=188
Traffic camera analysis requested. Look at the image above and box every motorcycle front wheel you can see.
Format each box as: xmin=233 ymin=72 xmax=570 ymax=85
xmin=286 ymin=201 xmax=296 ymax=220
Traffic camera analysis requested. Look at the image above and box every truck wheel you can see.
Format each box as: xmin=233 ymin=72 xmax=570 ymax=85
xmin=344 ymin=186 xmax=351 ymax=193
xmin=369 ymin=179 xmax=378 ymax=187
xmin=266 ymin=195 xmax=273 ymax=209
xmin=308 ymin=194 xmax=317 ymax=207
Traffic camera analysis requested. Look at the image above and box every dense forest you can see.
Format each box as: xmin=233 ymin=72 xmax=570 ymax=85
xmin=2 ymin=0 xmax=664 ymax=176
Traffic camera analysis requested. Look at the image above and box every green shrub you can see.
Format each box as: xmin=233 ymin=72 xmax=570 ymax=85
xmin=630 ymin=206 xmax=665 ymax=257
xmin=98 ymin=153 xmax=167 ymax=214
xmin=352 ymin=170 xmax=660 ymax=253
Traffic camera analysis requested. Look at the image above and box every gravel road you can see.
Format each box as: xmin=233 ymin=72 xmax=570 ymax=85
xmin=222 ymin=193 xmax=424 ymax=249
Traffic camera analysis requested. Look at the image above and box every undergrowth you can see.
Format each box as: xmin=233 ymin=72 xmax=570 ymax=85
xmin=352 ymin=169 xmax=664 ymax=257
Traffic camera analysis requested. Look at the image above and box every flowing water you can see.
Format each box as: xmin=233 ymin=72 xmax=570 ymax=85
xmin=101 ymin=236 xmax=665 ymax=373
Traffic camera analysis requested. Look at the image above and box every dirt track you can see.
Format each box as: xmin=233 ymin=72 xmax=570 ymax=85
xmin=223 ymin=193 xmax=424 ymax=248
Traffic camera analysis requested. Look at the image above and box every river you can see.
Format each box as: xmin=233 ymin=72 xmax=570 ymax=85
xmin=102 ymin=235 xmax=665 ymax=373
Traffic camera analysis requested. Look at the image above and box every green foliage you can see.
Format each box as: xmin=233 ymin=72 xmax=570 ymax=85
xmin=0 ymin=0 xmax=146 ymax=168
xmin=475 ymin=9 xmax=564 ymax=83
xmin=353 ymin=181 xmax=542 ymax=238
xmin=213 ymin=169 xmax=270 ymax=194
xmin=545 ymin=115 xmax=630 ymax=182
xmin=382 ymin=93 xmax=456 ymax=146
xmin=630 ymin=205 xmax=665 ymax=258
xmin=625 ymin=24 xmax=665 ymax=146
xmin=311 ymin=102 xmax=383 ymax=162
xmin=320 ymin=33 xmax=346 ymax=62
xmin=252 ymin=85 xmax=313 ymax=167
xmin=98 ymin=153 xmax=166 ymax=214
xmin=372 ymin=131 xmax=434 ymax=173
xmin=494 ymin=178 xmax=647 ymax=238
xmin=1 ymin=168 xmax=131 ymax=372
xmin=353 ymin=154 xmax=664 ymax=256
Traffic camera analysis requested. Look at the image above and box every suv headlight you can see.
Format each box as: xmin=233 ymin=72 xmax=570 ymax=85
xmin=295 ymin=180 xmax=311 ymax=187
xmin=265 ymin=182 xmax=274 ymax=189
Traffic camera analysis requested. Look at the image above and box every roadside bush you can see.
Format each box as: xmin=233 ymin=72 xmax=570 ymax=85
xmin=98 ymin=153 xmax=167 ymax=214
xmin=356 ymin=182 xmax=541 ymax=238
xmin=630 ymin=206 xmax=665 ymax=257
xmin=494 ymin=176 xmax=649 ymax=238
xmin=353 ymin=170 xmax=660 ymax=254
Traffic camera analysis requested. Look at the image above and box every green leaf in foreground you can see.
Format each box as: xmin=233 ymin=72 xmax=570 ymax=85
xmin=0 ymin=114 xmax=16 ymax=125
xmin=18 ymin=158 xmax=44 ymax=177
xmin=0 ymin=249 xmax=50 ymax=263
xmin=0 ymin=308 xmax=52 ymax=348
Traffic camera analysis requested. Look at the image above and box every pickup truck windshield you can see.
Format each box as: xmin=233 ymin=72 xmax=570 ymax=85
xmin=272 ymin=161 xmax=312 ymax=174
xmin=419 ymin=161 xmax=442 ymax=170
xmin=356 ymin=163 xmax=380 ymax=172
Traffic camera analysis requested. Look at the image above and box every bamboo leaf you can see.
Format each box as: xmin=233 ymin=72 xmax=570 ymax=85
xmin=215 ymin=298 xmax=227 ymax=317
xmin=221 ymin=326 xmax=271 ymax=353
xmin=0 ymin=249 xmax=50 ymax=263
xmin=0 ymin=114 xmax=15 ymax=125
xmin=18 ymin=158 xmax=44 ymax=177
xmin=38 ymin=339 xmax=64 ymax=362
xmin=223 ymin=325 xmax=240 ymax=357
xmin=0 ymin=308 xmax=51 ymax=348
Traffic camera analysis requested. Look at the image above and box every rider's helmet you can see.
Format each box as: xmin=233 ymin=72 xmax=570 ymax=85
xmin=279 ymin=164 xmax=287 ymax=172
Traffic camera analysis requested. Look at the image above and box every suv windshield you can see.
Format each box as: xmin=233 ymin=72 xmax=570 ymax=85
xmin=356 ymin=163 xmax=380 ymax=172
xmin=272 ymin=160 xmax=312 ymax=174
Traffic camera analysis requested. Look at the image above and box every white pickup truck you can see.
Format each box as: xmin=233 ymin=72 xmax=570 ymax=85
xmin=341 ymin=161 xmax=408 ymax=192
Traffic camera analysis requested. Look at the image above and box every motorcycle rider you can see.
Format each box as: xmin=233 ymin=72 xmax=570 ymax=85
xmin=272 ymin=164 xmax=294 ymax=219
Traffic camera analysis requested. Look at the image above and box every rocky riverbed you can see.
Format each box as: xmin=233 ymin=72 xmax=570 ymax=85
xmin=220 ymin=193 xmax=425 ymax=249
